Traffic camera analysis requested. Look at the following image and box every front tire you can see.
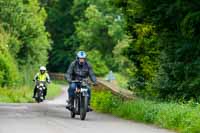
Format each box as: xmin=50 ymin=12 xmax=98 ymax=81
xmin=80 ymin=96 xmax=88 ymax=120
xmin=35 ymin=98 xmax=40 ymax=103
xmin=35 ymin=88 xmax=43 ymax=103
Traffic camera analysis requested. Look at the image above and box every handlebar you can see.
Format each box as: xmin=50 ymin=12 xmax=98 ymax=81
xmin=33 ymin=80 xmax=50 ymax=84
xmin=70 ymin=79 xmax=89 ymax=83
xmin=70 ymin=80 xmax=97 ymax=86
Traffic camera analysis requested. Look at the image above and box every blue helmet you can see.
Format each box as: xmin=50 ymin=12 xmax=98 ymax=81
xmin=77 ymin=51 xmax=87 ymax=58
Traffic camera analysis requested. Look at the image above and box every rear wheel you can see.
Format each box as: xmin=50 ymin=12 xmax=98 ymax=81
xmin=35 ymin=98 xmax=40 ymax=103
xmin=80 ymin=96 xmax=88 ymax=120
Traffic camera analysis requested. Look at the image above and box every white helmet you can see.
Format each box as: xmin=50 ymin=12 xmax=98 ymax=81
xmin=40 ymin=66 xmax=46 ymax=71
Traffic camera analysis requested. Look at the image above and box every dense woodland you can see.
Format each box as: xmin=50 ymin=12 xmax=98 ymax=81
xmin=0 ymin=0 xmax=200 ymax=101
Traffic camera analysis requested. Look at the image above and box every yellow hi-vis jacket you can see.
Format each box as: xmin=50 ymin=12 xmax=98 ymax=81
xmin=34 ymin=72 xmax=50 ymax=82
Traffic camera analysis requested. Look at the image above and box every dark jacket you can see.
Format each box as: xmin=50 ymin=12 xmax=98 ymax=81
xmin=65 ymin=60 xmax=96 ymax=83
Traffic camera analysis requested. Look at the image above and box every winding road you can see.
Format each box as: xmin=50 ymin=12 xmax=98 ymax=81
xmin=0 ymin=87 xmax=175 ymax=133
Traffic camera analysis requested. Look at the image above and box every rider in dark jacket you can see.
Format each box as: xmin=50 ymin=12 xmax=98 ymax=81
xmin=65 ymin=51 xmax=96 ymax=110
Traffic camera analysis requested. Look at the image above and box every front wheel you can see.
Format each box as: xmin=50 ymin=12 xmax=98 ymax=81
xmin=35 ymin=93 xmax=42 ymax=103
xmin=80 ymin=96 xmax=88 ymax=120
xmin=35 ymin=98 xmax=40 ymax=103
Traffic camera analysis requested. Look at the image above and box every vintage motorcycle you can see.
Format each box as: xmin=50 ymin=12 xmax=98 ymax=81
xmin=35 ymin=81 xmax=46 ymax=103
xmin=70 ymin=80 xmax=90 ymax=120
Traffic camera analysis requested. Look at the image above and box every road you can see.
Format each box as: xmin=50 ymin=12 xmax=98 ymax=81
xmin=0 ymin=87 xmax=175 ymax=133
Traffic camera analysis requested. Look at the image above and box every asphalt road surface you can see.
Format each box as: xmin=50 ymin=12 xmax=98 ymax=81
xmin=0 ymin=87 xmax=175 ymax=133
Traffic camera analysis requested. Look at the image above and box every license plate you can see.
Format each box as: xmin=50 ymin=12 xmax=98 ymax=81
xmin=81 ymin=88 xmax=88 ymax=92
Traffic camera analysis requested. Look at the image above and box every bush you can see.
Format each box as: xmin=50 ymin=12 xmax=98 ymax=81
xmin=0 ymin=54 xmax=20 ymax=87
xmin=91 ymin=91 xmax=121 ymax=113
xmin=0 ymin=87 xmax=33 ymax=103
xmin=0 ymin=26 xmax=20 ymax=87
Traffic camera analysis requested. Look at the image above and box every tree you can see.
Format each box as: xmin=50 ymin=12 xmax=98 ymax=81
xmin=44 ymin=0 xmax=78 ymax=72
xmin=0 ymin=0 xmax=51 ymax=86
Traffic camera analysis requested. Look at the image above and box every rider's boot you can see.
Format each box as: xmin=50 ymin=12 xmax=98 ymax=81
xmin=32 ymin=92 xmax=36 ymax=98
xmin=32 ymin=94 xmax=35 ymax=98
xmin=66 ymin=97 xmax=73 ymax=110
xmin=32 ymin=87 xmax=37 ymax=98
xmin=43 ymin=88 xmax=47 ymax=100
xmin=87 ymin=104 xmax=93 ymax=112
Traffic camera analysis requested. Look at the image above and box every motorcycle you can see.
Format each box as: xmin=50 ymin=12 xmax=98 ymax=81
xmin=70 ymin=80 xmax=90 ymax=120
xmin=35 ymin=81 xmax=46 ymax=103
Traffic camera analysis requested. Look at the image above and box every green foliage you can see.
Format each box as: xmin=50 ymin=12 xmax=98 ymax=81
xmin=114 ymin=73 xmax=128 ymax=89
xmin=45 ymin=0 xmax=78 ymax=72
xmin=87 ymin=50 xmax=109 ymax=76
xmin=44 ymin=0 xmax=200 ymax=101
xmin=117 ymin=0 xmax=200 ymax=100
xmin=45 ymin=0 xmax=134 ymax=78
xmin=91 ymin=90 xmax=121 ymax=113
xmin=124 ymin=23 xmax=160 ymax=97
xmin=0 ymin=87 xmax=33 ymax=103
xmin=92 ymin=90 xmax=200 ymax=133
xmin=0 ymin=0 xmax=51 ymax=66
xmin=74 ymin=1 xmax=131 ymax=72
xmin=0 ymin=26 xmax=20 ymax=87
xmin=0 ymin=0 xmax=51 ymax=87
xmin=0 ymin=82 xmax=62 ymax=103
xmin=148 ymin=0 xmax=200 ymax=100
xmin=47 ymin=82 xmax=62 ymax=99
xmin=181 ymin=11 xmax=200 ymax=40
xmin=0 ymin=53 xmax=20 ymax=87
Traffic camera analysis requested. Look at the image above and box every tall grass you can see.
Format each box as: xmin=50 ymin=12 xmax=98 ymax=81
xmin=0 ymin=87 xmax=33 ymax=103
xmin=91 ymin=90 xmax=200 ymax=133
xmin=47 ymin=82 xmax=63 ymax=99
xmin=0 ymin=82 xmax=62 ymax=103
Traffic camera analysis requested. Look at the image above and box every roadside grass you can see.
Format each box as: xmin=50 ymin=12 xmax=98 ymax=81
xmin=47 ymin=82 xmax=63 ymax=99
xmin=0 ymin=86 xmax=33 ymax=103
xmin=91 ymin=90 xmax=200 ymax=133
xmin=52 ymin=80 xmax=67 ymax=85
xmin=0 ymin=82 xmax=62 ymax=103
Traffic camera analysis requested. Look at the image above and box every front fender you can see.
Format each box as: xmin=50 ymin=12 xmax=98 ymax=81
xmin=81 ymin=88 xmax=89 ymax=97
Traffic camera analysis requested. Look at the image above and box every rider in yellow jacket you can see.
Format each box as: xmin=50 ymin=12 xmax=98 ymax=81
xmin=33 ymin=66 xmax=50 ymax=99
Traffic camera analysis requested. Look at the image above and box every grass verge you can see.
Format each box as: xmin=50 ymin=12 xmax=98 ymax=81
xmin=0 ymin=82 xmax=62 ymax=103
xmin=91 ymin=90 xmax=200 ymax=133
xmin=47 ymin=82 xmax=63 ymax=99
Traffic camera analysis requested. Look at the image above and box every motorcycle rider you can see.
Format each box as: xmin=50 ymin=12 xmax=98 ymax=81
xmin=65 ymin=51 xmax=97 ymax=111
xmin=33 ymin=66 xmax=51 ymax=99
